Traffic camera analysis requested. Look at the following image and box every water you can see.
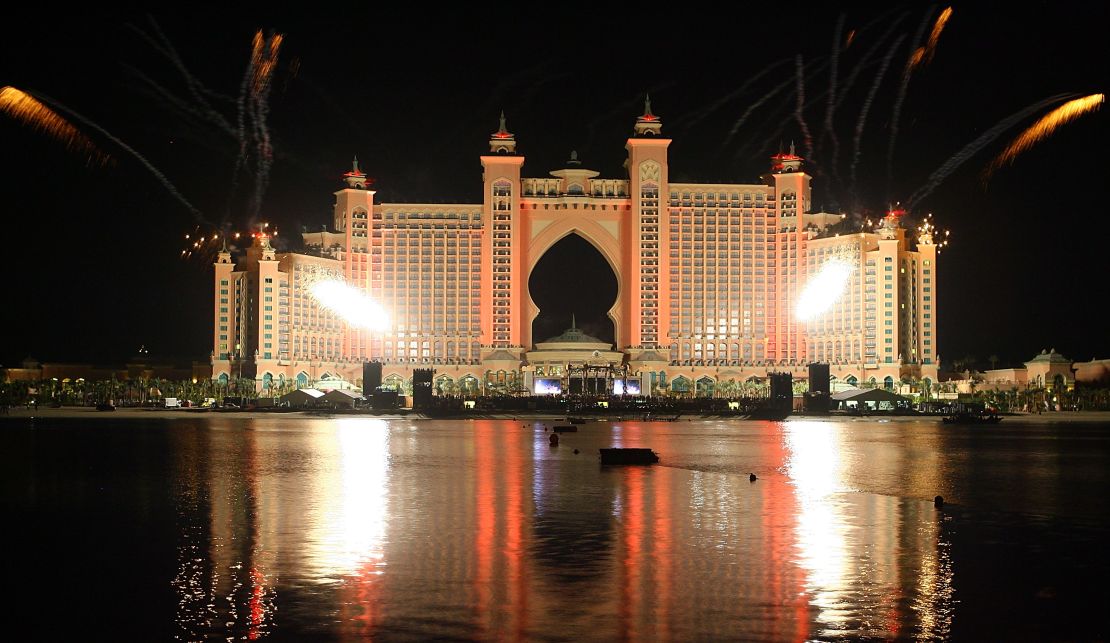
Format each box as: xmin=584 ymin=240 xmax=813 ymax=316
xmin=3 ymin=416 xmax=1108 ymax=641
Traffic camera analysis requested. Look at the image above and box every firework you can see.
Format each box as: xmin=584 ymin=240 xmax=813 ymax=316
xmin=0 ymin=87 xmax=109 ymax=164
xmin=309 ymin=279 xmax=390 ymax=332
xmin=906 ymin=94 xmax=1076 ymax=208
xmin=850 ymin=34 xmax=906 ymax=190
xmin=797 ymin=260 xmax=855 ymax=322
xmin=887 ymin=6 xmax=936 ymax=189
xmin=820 ymin=15 xmax=845 ymax=174
xmin=795 ymin=55 xmax=815 ymax=163
xmin=923 ymin=7 xmax=953 ymax=65
xmin=984 ymin=94 xmax=1105 ymax=178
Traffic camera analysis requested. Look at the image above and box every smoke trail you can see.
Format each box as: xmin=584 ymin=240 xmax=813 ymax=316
xmin=725 ymin=74 xmax=796 ymax=147
xmin=821 ymin=15 xmax=845 ymax=183
xmin=0 ymin=87 xmax=110 ymax=165
xmin=923 ymin=7 xmax=953 ymax=66
xmin=28 ymin=90 xmax=208 ymax=223
xmin=984 ymin=94 xmax=1104 ymax=178
xmin=886 ymin=5 xmax=936 ymax=190
xmin=905 ymin=94 xmax=1076 ymax=209
xmin=850 ymin=34 xmax=906 ymax=193
xmin=683 ymin=58 xmax=791 ymax=134
xmin=795 ymin=55 xmax=814 ymax=163
xmin=835 ymin=14 xmax=907 ymax=111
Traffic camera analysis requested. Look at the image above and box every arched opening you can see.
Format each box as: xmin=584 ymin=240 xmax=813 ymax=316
xmin=296 ymin=371 xmax=309 ymax=388
xmin=883 ymin=376 xmax=895 ymax=390
xmin=529 ymin=233 xmax=617 ymax=346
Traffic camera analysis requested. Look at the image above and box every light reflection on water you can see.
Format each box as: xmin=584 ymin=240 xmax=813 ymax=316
xmin=5 ymin=416 xmax=1107 ymax=640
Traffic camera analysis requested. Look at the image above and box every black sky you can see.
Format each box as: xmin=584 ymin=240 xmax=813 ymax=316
xmin=1 ymin=4 xmax=1107 ymax=370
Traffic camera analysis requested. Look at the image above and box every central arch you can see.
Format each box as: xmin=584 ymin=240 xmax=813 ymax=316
xmin=529 ymin=234 xmax=618 ymax=345
xmin=525 ymin=216 xmax=624 ymax=348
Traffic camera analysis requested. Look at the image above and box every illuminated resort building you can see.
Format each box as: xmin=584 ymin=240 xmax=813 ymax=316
xmin=211 ymin=103 xmax=939 ymax=395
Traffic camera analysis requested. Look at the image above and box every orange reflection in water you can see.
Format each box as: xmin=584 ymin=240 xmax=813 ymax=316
xmin=473 ymin=420 xmax=530 ymax=638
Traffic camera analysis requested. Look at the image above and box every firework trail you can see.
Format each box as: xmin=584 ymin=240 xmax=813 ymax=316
xmin=0 ymin=87 xmax=110 ymax=165
xmin=127 ymin=18 xmax=236 ymax=137
xmin=905 ymin=94 xmax=1077 ymax=209
xmin=850 ymin=34 xmax=906 ymax=193
xmin=886 ymin=5 xmax=936 ymax=189
xmin=680 ymin=58 xmax=791 ymax=134
xmin=923 ymin=7 xmax=953 ymax=66
xmin=245 ymin=30 xmax=282 ymax=224
xmin=835 ymin=14 xmax=907 ymax=111
xmin=820 ymin=15 xmax=845 ymax=183
xmin=794 ymin=55 xmax=815 ymax=164
xmin=724 ymin=74 xmax=797 ymax=147
xmin=984 ymin=94 xmax=1104 ymax=178
xmin=23 ymin=89 xmax=208 ymax=222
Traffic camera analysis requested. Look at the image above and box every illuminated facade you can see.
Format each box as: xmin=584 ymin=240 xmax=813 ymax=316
xmin=211 ymin=103 xmax=939 ymax=394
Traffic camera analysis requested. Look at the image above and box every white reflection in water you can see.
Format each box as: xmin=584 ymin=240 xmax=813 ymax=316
xmin=784 ymin=421 xmax=850 ymax=621
xmin=308 ymin=419 xmax=391 ymax=578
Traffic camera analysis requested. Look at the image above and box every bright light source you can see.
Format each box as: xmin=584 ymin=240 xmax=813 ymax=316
xmin=796 ymin=260 xmax=854 ymax=322
xmin=309 ymin=279 xmax=390 ymax=331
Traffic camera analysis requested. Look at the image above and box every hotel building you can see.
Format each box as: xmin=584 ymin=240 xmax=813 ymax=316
xmin=211 ymin=103 xmax=939 ymax=395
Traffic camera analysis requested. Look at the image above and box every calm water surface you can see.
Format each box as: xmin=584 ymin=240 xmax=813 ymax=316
xmin=3 ymin=416 xmax=1108 ymax=641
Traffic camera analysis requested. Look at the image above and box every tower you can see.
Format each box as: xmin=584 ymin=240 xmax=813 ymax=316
xmin=480 ymin=113 xmax=525 ymax=352
xmin=333 ymin=156 xmax=377 ymax=360
xmin=764 ymin=142 xmax=812 ymax=364
xmin=624 ymin=95 xmax=671 ymax=351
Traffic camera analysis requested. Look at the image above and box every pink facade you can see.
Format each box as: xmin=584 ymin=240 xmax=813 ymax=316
xmin=211 ymin=105 xmax=938 ymax=395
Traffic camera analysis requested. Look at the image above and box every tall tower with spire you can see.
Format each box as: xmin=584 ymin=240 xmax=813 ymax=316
xmin=481 ymin=112 xmax=526 ymax=355
xmin=624 ymin=95 xmax=671 ymax=352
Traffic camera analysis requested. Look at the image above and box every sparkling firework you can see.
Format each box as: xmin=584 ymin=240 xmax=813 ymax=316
xmin=984 ymin=94 xmax=1105 ymax=178
xmin=923 ymin=7 xmax=953 ymax=65
xmin=906 ymin=93 xmax=1076 ymax=208
xmin=309 ymin=279 xmax=390 ymax=332
xmin=0 ymin=86 xmax=109 ymax=164
xmin=797 ymin=260 xmax=855 ymax=322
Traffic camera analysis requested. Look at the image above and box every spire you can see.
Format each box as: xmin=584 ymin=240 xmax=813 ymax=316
xmin=568 ymin=150 xmax=581 ymax=166
xmin=789 ymin=140 xmax=796 ymax=156
xmin=489 ymin=110 xmax=517 ymax=154
xmin=571 ymin=313 xmax=577 ymax=329
xmin=633 ymin=93 xmax=663 ymax=137
xmin=343 ymin=154 xmax=370 ymax=189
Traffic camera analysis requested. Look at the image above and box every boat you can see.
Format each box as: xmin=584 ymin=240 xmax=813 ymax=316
xmin=567 ymin=417 xmax=588 ymax=424
xmin=600 ymin=448 xmax=659 ymax=465
xmin=942 ymin=411 xmax=1002 ymax=424
xmin=552 ymin=425 xmax=578 ymax=433
xmin=95 ymin=402 xmax=116 ymax=412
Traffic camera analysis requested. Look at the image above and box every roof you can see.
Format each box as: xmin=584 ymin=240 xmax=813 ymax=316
xmin=831 ymin=387 xmax=910 ymax=403
xmin=324 ymin=389 xmax=363 ymax=399
xmin=631 ymin=350 xmax=669 ymax=362
xmin=543 ymin=325 xmax=607 ymax=345
xmin=484 ymin=350 xmax=521 ymax=362
xmin=1027 ymin=348 xmax=1070 ymax=364
xmin=281 ymin=388 xmax=325 ymax=399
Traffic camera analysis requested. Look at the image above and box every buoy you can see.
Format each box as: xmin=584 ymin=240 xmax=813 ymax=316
xmin=573 ymin=448 xmax=579 ymax=454
xmin=934 ymin=495 xmax=944 ymax=508
xmin=549 ymin=434 xmax=559 ymax=446
xmin=749 ymin=473 xmax=758 ymax=482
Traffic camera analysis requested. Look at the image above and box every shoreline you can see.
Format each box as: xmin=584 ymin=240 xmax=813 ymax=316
xmin=4 ymin=406 xmax=1110 ymax=423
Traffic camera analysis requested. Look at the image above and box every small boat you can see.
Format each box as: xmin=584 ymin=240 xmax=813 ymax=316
xmin=599 ymin=448 xmax=659 ymax=465
xmin=942 ymin=411 xmax=1002 ymax=424
xmin=95 ymin=402 xmax=116 ymax=412
xmin=567 ymin=417 xmax=588 ymax=424
xmin=553 ymin=425 xmax=578 ymax=433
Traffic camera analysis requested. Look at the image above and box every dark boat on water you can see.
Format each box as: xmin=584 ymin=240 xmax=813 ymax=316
xmin=567 ymin=417 xmax=588 ymax=424
xmin=600 ymin=448 xmax=659 ymax=465
xmin=95 ymin=402 xmax=116 ymax=412
xmin=553 ymin=425 xmax=578 ymax=433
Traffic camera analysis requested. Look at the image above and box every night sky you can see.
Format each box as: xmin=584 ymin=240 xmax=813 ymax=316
xmin=1 ymin=4 xmax=1107 ymax=370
